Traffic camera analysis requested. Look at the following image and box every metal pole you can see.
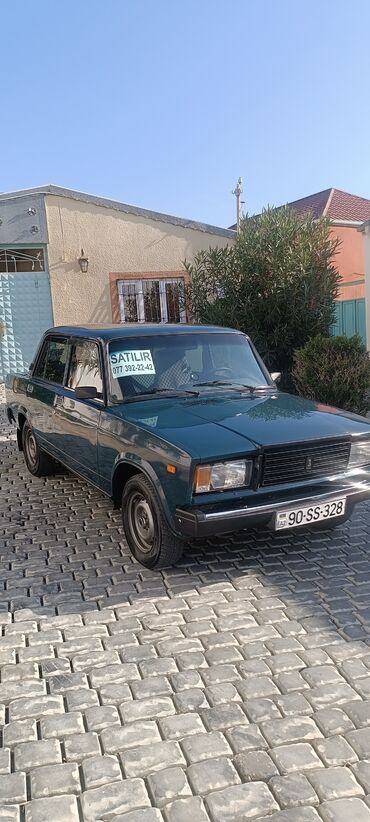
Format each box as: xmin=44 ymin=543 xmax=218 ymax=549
xmin=232 ymin=177 xmax=243 ymax=233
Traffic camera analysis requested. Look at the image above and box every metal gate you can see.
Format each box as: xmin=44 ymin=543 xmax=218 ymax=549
xmin=331 ymin=298 xmax=366 ymax=344
xmin=0 ymin=248 xmax=53 ymax=382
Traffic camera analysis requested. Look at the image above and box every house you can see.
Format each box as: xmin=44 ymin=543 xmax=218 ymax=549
xmin=230 ymin=187 xmax=370 ymax=343
xmin=275 ymin=188 xmax=370 ymax=342
xmin=0 ymin=185 xmax=234 ymax=383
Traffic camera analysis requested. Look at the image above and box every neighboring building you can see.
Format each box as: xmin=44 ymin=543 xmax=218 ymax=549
xmin=231 ymin=187 xmax=370 ymax=343
xmin=286 ymin=189 xmax=370 ymax=344
xmin=360 ymin=220 xmax=370 ymax=349
xmin=0 ymin=185 xmax=234 ymax=382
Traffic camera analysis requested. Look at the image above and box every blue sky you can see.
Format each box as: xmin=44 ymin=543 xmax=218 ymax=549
xmin=2 ymin=0 xmax=370 ymax=227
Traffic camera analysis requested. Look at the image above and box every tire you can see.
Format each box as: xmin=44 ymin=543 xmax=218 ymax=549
xmin=122 ymin=474 xmax=184 ymax=569
xmin=22 ymin=421 xmax=57 ymax=477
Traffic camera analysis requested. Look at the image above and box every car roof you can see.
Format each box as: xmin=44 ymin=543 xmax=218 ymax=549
xmin=46 ymin=324 xmax=244 ymax=340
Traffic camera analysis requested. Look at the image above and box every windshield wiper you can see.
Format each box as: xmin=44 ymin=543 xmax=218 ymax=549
xmin=122 ymin=387 xmax=199 ymax=403
xmin=194 ymin=380 xmax=271 ymax=393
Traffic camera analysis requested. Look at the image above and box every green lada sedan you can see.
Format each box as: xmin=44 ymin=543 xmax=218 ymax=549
xmin=6 ymin=324 xmax=370 ymax=568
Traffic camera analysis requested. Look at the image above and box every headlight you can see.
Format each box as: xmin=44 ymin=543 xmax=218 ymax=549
xmin=193 ymin=459 xmax=252 ymax=493
xmin=349 ymin=440 xmax=370 ymax=468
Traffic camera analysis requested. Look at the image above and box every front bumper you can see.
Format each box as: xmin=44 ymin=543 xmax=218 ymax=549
xmin=175 ymin=475 xmax=370 ymax=538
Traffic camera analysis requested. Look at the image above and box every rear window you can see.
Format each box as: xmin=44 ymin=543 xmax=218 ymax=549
xmin=33 ymin=337 xmax=69 ymax=385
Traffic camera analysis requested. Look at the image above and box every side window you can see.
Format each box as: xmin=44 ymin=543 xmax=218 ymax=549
xmin=68 ymin=340 xmax=103 ymax=399
xmin=33 ymin=338 xmax=69 ymax=385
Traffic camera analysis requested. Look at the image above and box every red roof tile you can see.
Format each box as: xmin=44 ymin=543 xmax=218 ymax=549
xmin=229 ymin=189 xmax=370 ymax=228
xmin=286 ymin=188 xmax=370 ymax=222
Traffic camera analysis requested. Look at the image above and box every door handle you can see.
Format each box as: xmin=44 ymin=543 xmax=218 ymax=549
xmin=54 ymin=395 xmax=64 ymax=409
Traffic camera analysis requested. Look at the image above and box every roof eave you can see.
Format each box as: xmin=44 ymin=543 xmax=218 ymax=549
xmin=0 ymin=185 xmax=236 ymax=239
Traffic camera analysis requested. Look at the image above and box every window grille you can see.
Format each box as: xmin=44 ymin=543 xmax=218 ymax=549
xmin=118 ymin=278 xmax=186 ymax=323
xmin=0 ymin=248 xmax=45 ymax=273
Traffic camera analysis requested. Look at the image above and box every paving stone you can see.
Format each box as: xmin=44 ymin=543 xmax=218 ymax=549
xmin=113 ymin=812 xmax=162 ymax=822
xmin=346 ymin=727 xmax=370 ymax=758
xmin=315 ymin=708 xmax=355 ymax=736
xmin=351 ymin=760 xmax=370 ymax=792
xmin=205 ymin=682 xmax=241 ymax=705
xmin=188 ymin=756 xmax=240 ymax=793
xmin=85 ymin=704 xmax=120 ymax=731
xmin=131 ymin=675 xmax=172 ymax=700
xmin=234 ymin=750 xmax=279 ymax=781
xmin=261 ymin=716 xmax=322 ymax=747
xmin=0 ymin=748 xmax=9 ymax=775
xmin=121 ymin=740 xmax=186 ymax=777
xmin=101 ymin=721 xmax=161 ymax=753
xmin=205 ymin=781 xmax=278 ymax=820
xmin=0 ymin=807 xmax=20 ymax=822
xmin=306 ymin=683 xmax=361 ymax=710
xmin=147 ymin=765 xmax=191 ymax=807
xmin=259 ymin=810 xmax=321 ymax=821
xmin=0 ymin=772 xmax=27 ymax=804
xmin=82 ymin=754 xmax=121 ymax=789
xmin=64 ymin=732 xmax=100 ymax=761
xmin=344 ymin=701 xmax=370 ymax=728
xmin=8 ymin=694 xmax=64 ymax=721
xmin=201 ymin=703 xmax=247 ymax=731
xmin=3 ymin=718 xmax=37 ymax=747
xmin=226 ymin=723 xmax=268 ymax=753
xmin=314 ymin=735 xmax=358 ymax=765
xmin=65 ymin=688 xmax=100 ymax=711
xmin=81 ymin=777 xmax=150 ymax=821
xmin=159 ymin=712 xmax=205 ymax=740
xmin=181 ymin=730 xmax=232 ymax=763
xmin=14 ymin=738 xmax=62 ymax=771
xmin=99 ymin=682 xmax=132 ymax=704
xmin=319 ymin=797 xmax=370 ymax=822
xmin=40 ymin=712 xmax=85 ymax=739
xmin=270 ymin=743 xmax=324 ymax=773
xmin=30 ymin=762 xmax=80 ymax=798
xmin=174 ymin=688 xmax=209 ymax=712
xmin=165 ymin=796 xmax=209 ymax=822
xmin=270 ymin=773 xmax=319 ymax=808
xmin=25 ymin=794 xmax=80 ymax=822
xmin=120 ymin=696 xmax=175 ymax=723
xmin=308 ymin=766 xmax=364 ymax=800
xmin=244 ymin=698 xmax=282 ymax=723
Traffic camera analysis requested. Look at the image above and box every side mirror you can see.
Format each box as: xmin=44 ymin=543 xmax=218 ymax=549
xmin=29 ymin=362 xmax=34 ymax=372
xmin=75 ymin=386 xmax=98 ymax=400
xmin=271 ymin=371 xmax=281 ymax=384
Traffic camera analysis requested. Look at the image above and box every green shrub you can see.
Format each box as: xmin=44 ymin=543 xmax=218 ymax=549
xmin=292 ymin=334 xmax=370 ymax=415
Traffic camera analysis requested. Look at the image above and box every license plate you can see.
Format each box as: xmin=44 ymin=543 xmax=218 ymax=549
xmin=275 ymin=497 xmax=346 ymax=531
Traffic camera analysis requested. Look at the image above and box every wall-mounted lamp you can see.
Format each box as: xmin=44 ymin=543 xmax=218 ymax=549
xmin=78 ymin=248 xmax=89 ymax=274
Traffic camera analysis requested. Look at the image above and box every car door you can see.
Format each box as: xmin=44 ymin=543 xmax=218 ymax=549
xmin=52 ymin=337 xmax=103 ymax=484
xmin=27 ymin=335 xmax=71 ymax=453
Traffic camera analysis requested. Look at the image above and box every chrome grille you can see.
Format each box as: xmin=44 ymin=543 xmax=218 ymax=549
xmin=261 ymin=439 xmax=351 ymax=487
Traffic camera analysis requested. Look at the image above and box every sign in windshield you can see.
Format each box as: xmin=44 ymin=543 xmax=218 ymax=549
xmin=108 ymin=332 xmax=269 ymax=401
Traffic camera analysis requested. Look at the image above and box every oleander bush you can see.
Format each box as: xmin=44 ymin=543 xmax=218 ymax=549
xmin=292 ymin=334 xmax=370 ymax=415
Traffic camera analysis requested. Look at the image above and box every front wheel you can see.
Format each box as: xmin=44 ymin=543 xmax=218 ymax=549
xmin=122 ymin=474 xmax=184 ymax=569
xmin=22 ymin=421 xmax=57 ymax=477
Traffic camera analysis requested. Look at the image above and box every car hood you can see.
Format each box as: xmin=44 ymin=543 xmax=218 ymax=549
xmin=113 ymin=391 xmax=370 ymax=460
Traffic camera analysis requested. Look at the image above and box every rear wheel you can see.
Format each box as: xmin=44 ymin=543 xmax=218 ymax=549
xmin=22 ymin=421 xmax=57 ymax=477
xmin=122 ymin=474 xmax=184 ymax=569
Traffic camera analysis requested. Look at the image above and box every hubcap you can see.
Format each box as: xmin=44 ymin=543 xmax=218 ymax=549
xmin=128 ymin=492 xmax=155 ymax=554
xmin=26 ymin=430 xmax=37 ymax=467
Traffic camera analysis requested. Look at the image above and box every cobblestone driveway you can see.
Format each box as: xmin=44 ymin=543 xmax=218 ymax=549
xmin=2 ymin=386 xmax=370 ymax=822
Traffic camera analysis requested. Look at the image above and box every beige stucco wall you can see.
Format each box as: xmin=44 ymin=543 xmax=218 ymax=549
xmin=363 ymin=224 xmax=370 ymax=347
xmin=45 ymin=195 xmax=232 ymax=325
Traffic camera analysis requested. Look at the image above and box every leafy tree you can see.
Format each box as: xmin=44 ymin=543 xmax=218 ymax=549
xmin=184 ymin=207 xmax=341 ymax=382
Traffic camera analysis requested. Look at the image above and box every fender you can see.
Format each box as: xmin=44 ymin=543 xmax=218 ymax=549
xmin=111 ymin=456 xmax=175 ymax=529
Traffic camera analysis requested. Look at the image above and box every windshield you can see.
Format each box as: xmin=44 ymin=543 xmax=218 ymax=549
xmin=108 ymin=332 xmax=271 ymax=402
